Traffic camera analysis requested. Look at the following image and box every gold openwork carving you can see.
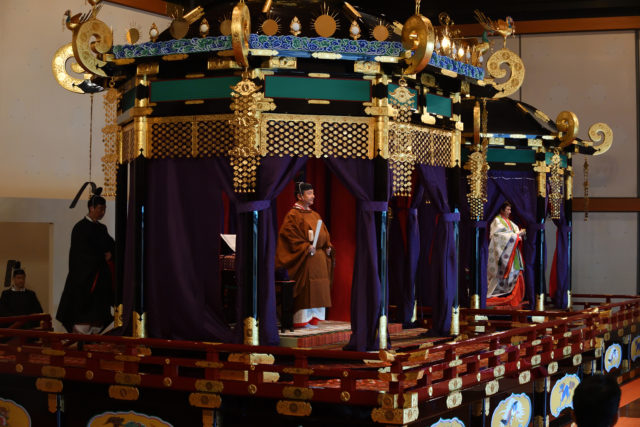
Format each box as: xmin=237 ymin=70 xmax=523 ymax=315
xmin=102 ymin=87 xmax=119 ymax=197
xmin=486 ymin=48 xmax=525 ymax=98
xmin=464 ymin=100 xmax=489 ymax=219
xmin=549 ymin=151 xmax=564 ymax=219
xmin=51 ymin=43 xmax=85 ymax=93
xmin=229 ymin=75 xmax=276 ymax=193
xmin=260 ymin=113 xmax=374 ymax=159
xmin=69 ymin=2 xmax=113 ymax=77
xmin=146 ymin=115 xmax=234 ymax=160
xmin=588 ymin=122 xmax=613 ymax=156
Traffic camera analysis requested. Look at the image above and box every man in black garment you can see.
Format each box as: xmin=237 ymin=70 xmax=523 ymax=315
xmin=56 ymin=195 xmax=115 ymax=334
xmin=0 ymin=263 xmax=43 ymax=317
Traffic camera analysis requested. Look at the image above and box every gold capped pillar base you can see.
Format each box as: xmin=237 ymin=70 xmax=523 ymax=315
xmin=113 ymin=304 xmax=123 ymax=328
xmin=470 ymin=294 xmax=480 ymax=310
xmin=567 ymin=290 xmax=572 ymax=310
xmin=132 ymin=311 xmax=146 ymax=338
xmin=243 ymin=316 xmax=259 ymax=346
xmin=450 ymin=306 xmax=460 ymax=336
xmin=535 ymin=294 xmax=545 ymax=312
xmin=378 ymin=315 xmax=388 ymax=349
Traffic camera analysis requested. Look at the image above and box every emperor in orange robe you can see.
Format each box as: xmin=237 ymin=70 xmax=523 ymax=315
xmin=276 ymin=182 xmax=333 ymax=327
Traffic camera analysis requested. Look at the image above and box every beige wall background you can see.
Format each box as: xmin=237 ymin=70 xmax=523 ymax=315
xmin=0 ymin=1 xmax=168 ymax=330
xmin=0 ymin=0 xmax=635 ymax=318
xmin=0 ymin=222 xmax=52 ymax=311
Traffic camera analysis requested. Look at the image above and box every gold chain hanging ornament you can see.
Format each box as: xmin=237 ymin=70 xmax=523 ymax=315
xmin=388 ymin=77 xmax=417 ymax=197
xmin=548 ymin=150 xmax=564 ymax=219
xmin=464 ymin=99 xmax=489 ymax=219
xmin=583 ymin=158 xmax=589 ymax=221
xmin=101 ymin=79 xmax=119 ymax=197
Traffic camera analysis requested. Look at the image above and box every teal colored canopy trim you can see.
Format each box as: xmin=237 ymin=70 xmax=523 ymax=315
xmin=265 ymin=76 xmax=371 ymax=101
xmin=150 ymin=76 xmax=241 ymax=102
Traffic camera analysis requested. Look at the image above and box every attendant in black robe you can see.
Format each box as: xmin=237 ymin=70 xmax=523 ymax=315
xmin=56 ymin=196 xmax=114 ymax=334
xmin=0 ymin=268 xmax=43 ymax=317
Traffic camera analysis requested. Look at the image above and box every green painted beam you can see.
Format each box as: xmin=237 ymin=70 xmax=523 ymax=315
xmin=425 ymin=93 xmax=452 ymax=117
xmin=150 ymin=76 xmax=241 ymax=102
xmin=264 ymin=76 xmax=371 ymax=101
xmin=121 ymin=87 xmax=136 ymax=112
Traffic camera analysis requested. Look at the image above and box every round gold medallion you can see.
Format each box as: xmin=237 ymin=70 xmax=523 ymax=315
xmin=170 ymin=18 xmax=189 ymax=39
xmin=261 ymin=18 xmax=279 ymax=36
xmin=314 ymin=14 xmax=337 ymax=38
xmin=372 ymin=25 xmax=389 ymax=41
xmin=219 ymin=19 xmax=232 ymax=36
xmin=126 ymin=28 xmax=140 ymax=44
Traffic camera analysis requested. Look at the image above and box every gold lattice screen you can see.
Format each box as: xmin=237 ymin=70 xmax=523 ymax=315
xmin=260 ymin=114 xmax=374 ymax=159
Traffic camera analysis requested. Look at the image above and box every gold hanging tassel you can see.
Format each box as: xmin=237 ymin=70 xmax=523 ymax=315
xmin=583 ymin=157 xmax=589 ymax=221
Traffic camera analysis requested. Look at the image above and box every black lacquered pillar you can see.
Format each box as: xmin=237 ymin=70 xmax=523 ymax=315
xmin=113 ymin=163 xmax=128 ymax=328
xmin=131 ymin=155 xmax=147 ymax=338
xmin=447 ymin=164 xmax=461 ymax=335
xmin=534 ymin=156 xmax=548 ymax=311
xmin=375 ymin=156 xmax=390 ymax=349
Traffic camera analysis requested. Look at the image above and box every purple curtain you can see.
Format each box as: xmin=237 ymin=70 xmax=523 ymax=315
xmin=205 ymin=156 xmax=307 ymax=346
xmin=486 ymin=170 xmax=541 ymax=308
xmin=144 ymin=158 xmax=233 ymax=341
xmin=325 ymin=158 xmax=388 ymax=351
xmin=416 ymin=165 xmax=458 ymax=335
xmin=399 ymin=183 xmax=426 ymax=325
xmin=387 ymin=198 xmax=406 ymax=322
xmin=551 ymin=199 xmax=571 ymax=308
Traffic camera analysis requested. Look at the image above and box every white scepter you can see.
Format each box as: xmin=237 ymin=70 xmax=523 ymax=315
xmin=310 ymin=220 xmax=322 ymax=256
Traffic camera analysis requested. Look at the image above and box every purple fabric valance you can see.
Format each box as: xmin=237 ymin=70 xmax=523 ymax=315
xmin=442 ymin=212 xmax=460 ymax=222
xmin=236 ymin=200 xmax=271 ymax=213
xmin=360 ymin=201 xmax=389 ymax=212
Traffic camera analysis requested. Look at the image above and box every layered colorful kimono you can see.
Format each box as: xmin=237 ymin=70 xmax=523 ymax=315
xmin=276 ymin=204 xmax=333 ymax=326
xmin=487 ymin=215 xmax=525 ymax=306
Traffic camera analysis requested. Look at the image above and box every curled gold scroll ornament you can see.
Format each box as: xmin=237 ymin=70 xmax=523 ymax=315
xmin=72 ymin=18 xmax=113 ymax=77
xmin=588 ymin=122 xmax=613 ymax=156
xmin=486 ymin=48 xmax=525 ymax=98
xmin=401 ymin=14 xmax=435 ymax=75
xmin=231 ymin=1 xmax=251 ymax=68
xmin=556 ymin=110 xmax=579 ymax=149
xmin=52 ymin=43 xmax=85 ymax=93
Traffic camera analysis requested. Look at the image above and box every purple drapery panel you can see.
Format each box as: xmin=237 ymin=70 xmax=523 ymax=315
xmin=416 ymin=165 xmax=457 ymax=335
xmin=402 ymin=184 xmax=426 ymax=325
xmin=456 ymin=175 xmax=489 ymax=308
xmin=142 ymin=158 xmax=233 ymax=341
xmin=325 ymin=158 xmax=387 ymax=351
xmin=551 ymin=199 xmax=571 ymax=308
xmin=204 ymin=156 xmax=307 ymax=346
xmin=486 ymin=170 xmax=540 ymax=308
xmin=387 ymin=182 xmax=426 ymax=326
xmin=387 ymin=198 xmax=406 ymax=322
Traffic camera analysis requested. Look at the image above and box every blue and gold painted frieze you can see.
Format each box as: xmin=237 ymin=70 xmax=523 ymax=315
xmin=113 ymin=36 xmax=231 ymax=59
xmin=111 ymin=35 xmax=484 ymax=80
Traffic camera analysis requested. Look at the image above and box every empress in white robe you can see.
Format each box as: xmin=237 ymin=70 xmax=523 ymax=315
xmin=487 ymin=215 xmax=524 ymax=297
